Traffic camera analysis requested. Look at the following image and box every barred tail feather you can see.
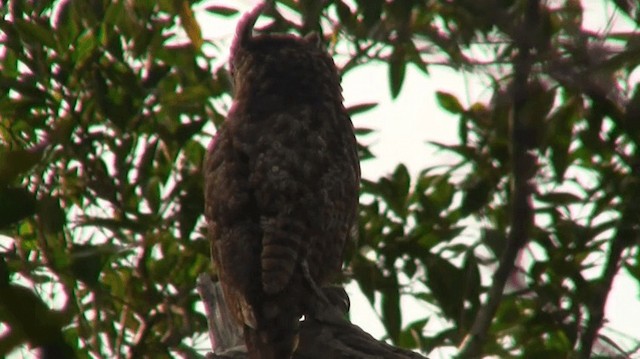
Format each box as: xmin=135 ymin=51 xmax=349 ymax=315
xmin=260 ymin=217 xmax=306 ymax=294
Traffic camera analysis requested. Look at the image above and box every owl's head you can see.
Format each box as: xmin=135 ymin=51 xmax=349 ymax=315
xmin=229 ymin=4 xmax=342 ymax=103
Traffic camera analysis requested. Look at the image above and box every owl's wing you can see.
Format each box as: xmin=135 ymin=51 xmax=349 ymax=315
xmin=304 ymin=111 xmax=360 ymax=287
xmin=204 ymin=125 xmax=262 ymax=328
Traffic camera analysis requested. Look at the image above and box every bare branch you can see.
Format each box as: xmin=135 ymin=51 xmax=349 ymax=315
xmin=196 ymin=274 xmax=245 ymax=357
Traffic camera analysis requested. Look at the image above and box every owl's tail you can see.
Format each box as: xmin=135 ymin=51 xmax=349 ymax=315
xmin=243 ymin=314 xmax=299 ymax=359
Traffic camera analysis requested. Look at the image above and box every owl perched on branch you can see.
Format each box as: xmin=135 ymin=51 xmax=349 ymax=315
xmin=204 ymin=4 xmax=360 ymax=359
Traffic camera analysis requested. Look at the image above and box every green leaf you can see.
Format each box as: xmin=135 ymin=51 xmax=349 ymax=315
xmin=436 ymin=91 xmax=464 ymax=114
xmin=352 ymin=254 xmax=383 ymax=305
xmin=357 ymin=142 xmax=375 ymax=161
xmin=204 ymin=5 xmax=239 ymax=17
xmin=354 ymin=127 xmax=375 ymax=136
xmin=356 ymin=0 xmax=384 ymax=29
xmin=624 ymin=262 xmax=640 ymax=283
xmin=0 ymin=188 xmax=36 ymax=229
xmin=37 ymin=196 xmax=66 ymax=234
xmin=346 ymin=102 xmax=378 ymax=116
xmin=69 ymin=244 xmax=116 ymax=287
xmin=144 ymin=177 xmax=162 ymax=214
xmin=376 ymin=164 xmax=411 ymax=218
xmin=178 ymin=183 xmax=204 ymax=239
xmin=482 ymin=228 xmax=506 ymax=259
xmin=73 ymin=30 xmax=97 ymax=67
xmin=423 ymin=253 xmax=465 ymax=326
xmin=547 ymin=92 xmax=580 ymax=182
xmin=381 ymin=275 xmax=401 ymax=343
xmin=0 ymin=255 xmax=8 ymax=287
xmin=13 ymin=19 xmax=57 ymax=49
xmin=0 ymin=147 xmax=44 ymax=186
xmin=461 ymin=251 xmax=481 ymax=329
xmin=0 ymin=283 xmax=71 ymax=354
xmin=536 ymin=191 xmax=582 ymax=205
xmin=335 ymin=1 xmax=357 ymax=32
xmin=398 ymin=318 xmax=429 ymax=349
xmin=388 ymin=46 xmax=406 ymax=99
xmin=161 ymin=84 xmax=210 ymax=109
xmin=460 ymin=177 xmax=493 ymax=216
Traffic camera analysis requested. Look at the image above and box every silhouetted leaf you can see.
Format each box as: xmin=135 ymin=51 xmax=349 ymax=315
xmin=381 ymin=275 xmax=401 ymax=343
xmin=547 ymin=97 xmax=581 ymax=181
xmin=0 ymin=147 xmax=44 ymax=186
xmin=14 ymin=19 xmax=56 ymax=49
xmin=356 ymin=0 xmax=384 ymax=29
xmin=0 ymin=284 xmax=72 ymax=356
xmin=389 ymin=46 xmax=406 ymax=99
xmin=37 ymin=196 xmax=66 ymax=234
xmin=204 ymin=5 xmax=239 ymax=17
xmin=398 ymin=318 xmax=429 ymax=349
xmin=461 ymin=251 xmax=481 ymax=329
xmin=460 ymin=177 xmax=493 ymax=216
xmin=346 ymin=102 xmax=378 ymax=116
xmin=482 ymin=228 xmax=506 ymax=260
xmin=423 ymin=253 xmax=464 ymax=326
xmin=73 ymin=30 xmax=97 ymax=67
xmin=536 ymin=191 xmax=582 ymax=206
xmin=436 ymin=91 xmax=464 ymax=114
xmin=354 ymin=127 xmax=375 ymax=136
xmin=0 ymin=187 xmax=36 ymax=229
xmin=69 ymin=244 xmax=116 ymax=287
xmin=376 ymin=164 xmax=411 ymax=218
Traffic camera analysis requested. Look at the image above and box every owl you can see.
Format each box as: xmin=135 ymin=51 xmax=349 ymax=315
xmin=203 ymin=4 xmax=360 ymax=359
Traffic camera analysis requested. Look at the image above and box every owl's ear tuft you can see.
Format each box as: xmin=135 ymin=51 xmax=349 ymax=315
xmin=303 ymin=32 xmax=323 ymax=49
xmin=233 ymin=3 xmax=266 ymax=51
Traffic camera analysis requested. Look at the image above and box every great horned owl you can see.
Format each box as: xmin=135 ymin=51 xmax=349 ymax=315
xmin=203 ymin=4 xmax=360 ymax=359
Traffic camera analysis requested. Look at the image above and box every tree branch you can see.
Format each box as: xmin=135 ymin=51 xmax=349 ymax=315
xmin=457 ymin=1 xmax=540 ymax=357
xmin=196 ymin=274 xmax=427 ymax=359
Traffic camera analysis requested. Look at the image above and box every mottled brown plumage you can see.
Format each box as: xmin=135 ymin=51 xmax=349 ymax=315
xmin=203 ymin=4 xmax=360 ymax=359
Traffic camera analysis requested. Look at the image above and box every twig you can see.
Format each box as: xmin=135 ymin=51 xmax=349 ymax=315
xmin=457 ymin=0 xmax=540 ymax=357
xmin=196 ymin=274 xmax=245 ymax=358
